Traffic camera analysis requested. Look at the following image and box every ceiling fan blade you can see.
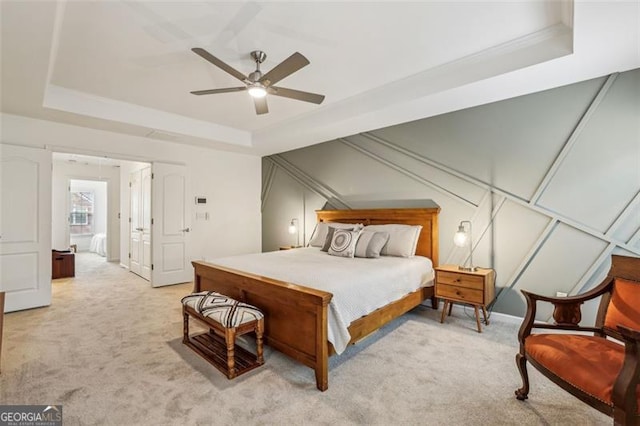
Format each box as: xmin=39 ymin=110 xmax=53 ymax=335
xmin=269 ymin=86 xmax=325 ymax=104
xmin=253 ymin=96 xmax=269 ymax=115
xmin=259 ymin=52 xmax=309 ymax=86
xmin=190 ymin=87 xmax=247 ymax=96
xmin=192 ymin=48 xmax=247 ymax=82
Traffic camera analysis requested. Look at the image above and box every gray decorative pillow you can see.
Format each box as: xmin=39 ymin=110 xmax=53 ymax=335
xmin=363 ymin=224 xmax=422 ymax=257
xmin=354 ymin=231 xmax=390 ymax=258
xmin=328 ymin=229 xmax=361 ymax=258
xmin=321 ymin=224 xmax=365 ymax=252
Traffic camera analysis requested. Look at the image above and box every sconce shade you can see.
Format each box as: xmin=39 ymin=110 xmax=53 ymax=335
xmin=288 ymin=218 xmax=300 ymax=247
xmin=453 ymin=225 xmax=468 ymax=247
xmin=454 ymin=220 xmax=476 ymax=272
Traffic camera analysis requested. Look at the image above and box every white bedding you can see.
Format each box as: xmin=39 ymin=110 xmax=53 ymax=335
xmin=206 ymin=247 xmax=434 ymax=354
xmin=90 ymin=233 xmax=107 ymax=257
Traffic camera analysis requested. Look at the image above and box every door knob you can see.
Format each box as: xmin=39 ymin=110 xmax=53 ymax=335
xmin=181 ymin=228 xmax=190 ymax=232
xmin=135 ymin=227 xmax=144 ymax=231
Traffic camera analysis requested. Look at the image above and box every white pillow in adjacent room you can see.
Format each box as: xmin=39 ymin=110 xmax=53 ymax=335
xmin=363 ymin=224 xmax=422 ymax=257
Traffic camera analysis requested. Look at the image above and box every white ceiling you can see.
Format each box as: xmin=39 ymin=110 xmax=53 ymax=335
xmin=1 ymin=1 xmax=639 ymax=156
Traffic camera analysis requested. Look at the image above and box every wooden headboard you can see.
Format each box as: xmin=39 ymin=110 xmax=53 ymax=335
xmin=315 ymin=207 xmax=440 ymax=266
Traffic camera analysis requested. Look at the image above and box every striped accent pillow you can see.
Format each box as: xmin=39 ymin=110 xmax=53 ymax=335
xmin=355 ymin=231 xmax=390 ymax=258
xmin=181 ymin=291 xmax=263 ymax=327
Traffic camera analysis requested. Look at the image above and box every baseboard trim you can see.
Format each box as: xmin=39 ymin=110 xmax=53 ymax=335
xmin=422 ymin=300 xmax=523 ymax=325
xmin=119 ymin=263 xmax=129 ymax=270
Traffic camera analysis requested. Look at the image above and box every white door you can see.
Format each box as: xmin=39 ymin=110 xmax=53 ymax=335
xmin=140 ymin=167 xmax=152 ymax=280
xmin=151 ymin=163 xmax=191 ymax=287
xmin=129 ymin=167 xmax=152 ymax=281
xmin=0 ymin=145 xmax=52 ymax=312
xmin=129 ymin=170 xmax=142 ymax=276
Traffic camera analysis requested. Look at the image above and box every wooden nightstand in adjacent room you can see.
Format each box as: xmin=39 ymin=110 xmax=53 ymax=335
xmin=434 ymin=265 xmax=496 ymax=333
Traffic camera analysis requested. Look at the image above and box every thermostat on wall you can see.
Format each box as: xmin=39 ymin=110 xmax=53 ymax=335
xmin=195 ymin=197 xmax=207 ymax=205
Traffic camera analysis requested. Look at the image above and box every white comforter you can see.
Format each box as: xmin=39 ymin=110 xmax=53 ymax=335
xmin=90 ymin=233 xmax=107 ymax=257
xmin=206 ymin=247 xmax=433 ymax=354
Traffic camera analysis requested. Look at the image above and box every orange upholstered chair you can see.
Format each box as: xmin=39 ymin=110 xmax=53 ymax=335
xmin=515 ymin=255 xmax=640 ymax=425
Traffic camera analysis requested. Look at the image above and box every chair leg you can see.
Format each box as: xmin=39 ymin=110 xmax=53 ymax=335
xmin=515 ymin=352 xmax=530 ymax=400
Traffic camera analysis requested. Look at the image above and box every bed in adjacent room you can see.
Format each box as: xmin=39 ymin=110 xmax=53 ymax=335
xmin=89 ymin=233 xmax=107 ymax=257
xmin=191 ymin=207 xmax=439 ymax=391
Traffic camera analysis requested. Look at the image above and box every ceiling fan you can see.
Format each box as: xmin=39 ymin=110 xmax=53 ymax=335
xmin=190 ymin=48 xmax=325 ymax=115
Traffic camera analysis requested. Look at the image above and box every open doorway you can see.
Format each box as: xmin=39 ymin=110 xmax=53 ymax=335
xmin=69 ymin=179 xmax=108 ymax=261
xmin=52 ymin=153 xmax=121 ymax=277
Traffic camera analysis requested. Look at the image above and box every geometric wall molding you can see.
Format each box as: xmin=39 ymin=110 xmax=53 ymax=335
xmin=266 ymin=154 xmax=351 ymax=210
xmin=262 ymin=69 xmax=640 ymax=320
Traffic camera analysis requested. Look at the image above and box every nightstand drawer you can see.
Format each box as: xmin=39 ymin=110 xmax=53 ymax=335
xmin=436 ymin=283 xmax=484 ymax=304
xmin=437 ymin=271 xmax=484 ymax=290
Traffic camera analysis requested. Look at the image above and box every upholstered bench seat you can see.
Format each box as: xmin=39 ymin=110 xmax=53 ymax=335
xmin=182 ymin=291 xmax=264 ymax=327
xmin=525 ymin=334 xmax=640 ymax=412
xmin=182 ymin=291 xmax=264 ymax=379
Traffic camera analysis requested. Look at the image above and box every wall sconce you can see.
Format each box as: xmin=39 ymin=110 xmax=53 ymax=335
xmin=454 ymin=220 xmax=477 ymax=272
xmin=288 ymin=218 xmax=300 ymax=247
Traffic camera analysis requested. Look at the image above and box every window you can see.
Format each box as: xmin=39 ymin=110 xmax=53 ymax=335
xmin=69 ymin=191 xmax=94 ymax=235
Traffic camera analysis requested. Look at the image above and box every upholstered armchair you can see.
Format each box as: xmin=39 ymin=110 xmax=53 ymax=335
xmin=515 ymin=255 xmax=639 ymax=425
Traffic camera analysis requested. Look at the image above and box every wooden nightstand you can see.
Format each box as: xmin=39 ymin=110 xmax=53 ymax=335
xmin=434 ymin=265 xmax=496 ymax=333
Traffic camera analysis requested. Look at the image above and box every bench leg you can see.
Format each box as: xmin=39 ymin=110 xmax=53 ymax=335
xmin=182 ymin=310 xmax=189 ymax=344
xmin=225 ymin=328 xmax=236 ymax=379
xmin=255 ymin=319 xmax=264 ymax=365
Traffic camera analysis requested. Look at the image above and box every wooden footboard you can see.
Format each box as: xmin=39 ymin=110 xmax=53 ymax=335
xmin=192 ymin=260 xmax=333 ymax=390
xmin=192 ymin=261 xmax=434 ymax=390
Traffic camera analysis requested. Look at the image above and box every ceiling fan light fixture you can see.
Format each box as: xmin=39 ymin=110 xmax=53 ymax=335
xmin=248 ymin=84 xmax=267 ymax=98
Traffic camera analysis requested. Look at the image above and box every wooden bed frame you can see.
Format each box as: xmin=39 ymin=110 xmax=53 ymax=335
xmin=191 ymin=207 xmax=440 ymax=391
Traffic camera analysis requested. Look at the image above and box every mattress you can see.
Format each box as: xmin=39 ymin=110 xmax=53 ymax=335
xmin=207 ymin=247 xmax=434 ymax=354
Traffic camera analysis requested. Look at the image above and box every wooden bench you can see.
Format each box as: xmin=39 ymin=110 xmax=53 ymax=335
xmin=182 ymin=291 xmax=264 ymax=379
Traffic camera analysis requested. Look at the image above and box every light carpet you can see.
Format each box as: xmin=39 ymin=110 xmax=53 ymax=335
xmin=0 ymin=253 xmax=609 ymax=425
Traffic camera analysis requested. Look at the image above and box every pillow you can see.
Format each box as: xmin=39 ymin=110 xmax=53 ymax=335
xmin=354 ymin=231 xmax=389 ymax=258
xmin=328 ymin=229 xmax=361 ymax=258
xmin=363 ymin=224 xmax=422 ymax=257
xmin=321 ymin=225 xmax=363 ymax=251
xmin=309 ymin=222 xmax=363 ymax=247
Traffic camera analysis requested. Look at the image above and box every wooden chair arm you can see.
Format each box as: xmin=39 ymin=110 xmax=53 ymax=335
xmin=618 ymin=325 xmax=640 ymax=342
xmin=612 ymin=325 xmax=640 ymax=422
xmin=517 ymin=290 xmax=601 ymax=347
xmin=523 ymin=287 xmax=605 ymax=305
xmin=517 ymin=278 xmax=614 ymax=349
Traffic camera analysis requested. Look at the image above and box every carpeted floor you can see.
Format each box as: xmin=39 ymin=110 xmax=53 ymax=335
xmin=1 ymin=253 xmax=609 ymax=425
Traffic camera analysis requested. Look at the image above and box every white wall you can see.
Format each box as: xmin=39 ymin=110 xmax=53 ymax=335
xmin=51 ymin=160 xmax=120 ymax=260
xmin=3 ymin=113 xmax=262 ymax=274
